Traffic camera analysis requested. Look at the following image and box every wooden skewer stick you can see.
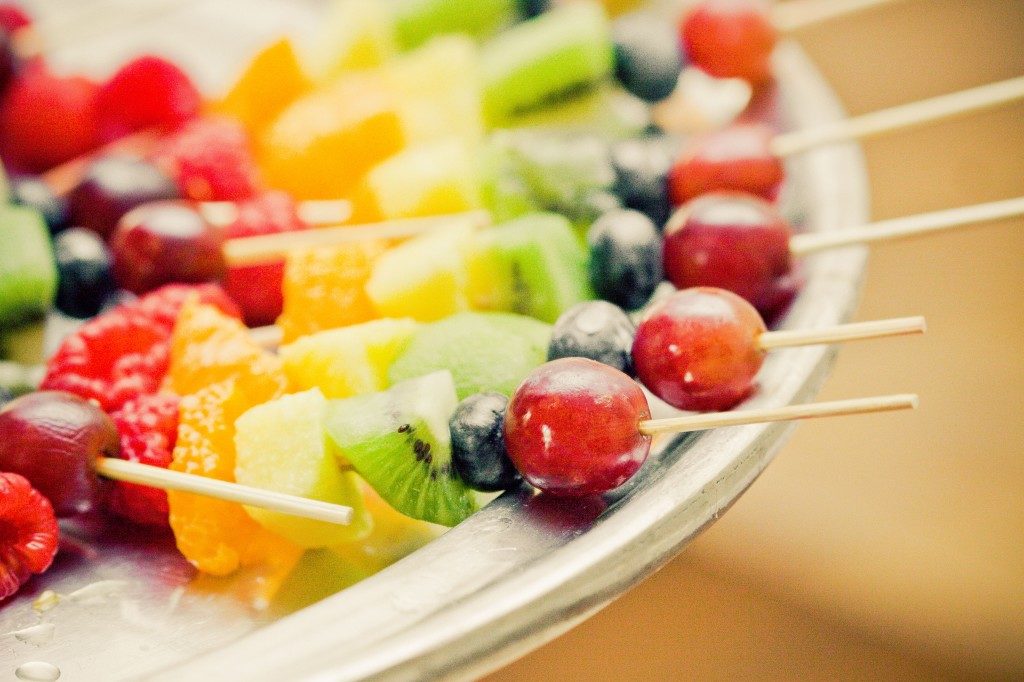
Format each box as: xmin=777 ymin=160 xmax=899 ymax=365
xmin=639 ymin=393 xmax=918 ymax=436
xmin=771 ymin=76 xmax=1024 ymax=157
xmin=790 ymin=196 xmax=1024 ymax=256
xmin=771 ymin=0 xmax=909 ymax=33
xmin=95 ymin=457 xmax=353 ymax=525
xmin=757 ymin=315 xmax=925 ymax=350
xmin=223 ymin=209 xmax=493 ymax=267
xmin=199 ymin=199 xmax=354 ymax=229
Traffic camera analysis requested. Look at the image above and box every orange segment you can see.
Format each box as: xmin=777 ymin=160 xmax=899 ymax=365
xmin=166 ymin=300 xmax=286 ymax=396
xmin=169 ymin=374 xmax=300 ymax=581
xmin=276 ymin=239 xmax=389 ymax=343
xmin=214 ymin=39 xmax=311 ymax=137
xmin=259 ymin=75 xmax=406 ymax=200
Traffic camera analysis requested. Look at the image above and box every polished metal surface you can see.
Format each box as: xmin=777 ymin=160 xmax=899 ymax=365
xmin=2 ymin=3 xmax=869 ymax=680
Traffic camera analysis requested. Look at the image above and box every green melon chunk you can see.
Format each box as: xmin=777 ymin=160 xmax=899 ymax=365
xmin=393 ymin=0 xmax=521 ymax=51
xmin=388 ymin=311 xmax=550 ymax=400
xmin=480 ymin=1 xmax=614 ymax=126
xmin=0 ymin=205 xmax=56 ymax=329
xmin=467 ymin=213 xmax=595 ymax=323
xmin=325 ymin=371 xmax=477 ymax=527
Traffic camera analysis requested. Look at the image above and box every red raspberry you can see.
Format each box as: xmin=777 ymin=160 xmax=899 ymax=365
xmin=40 ymin=284 xmax=240 ymax=411
xmin=0 ymin=3 xmax=32 ymax=33
xmin=223 ymin=191 xmax=307 ymax=326
xmin=0 ymin=63 xmax=99 ymax=172
xmin=152 ymin=117 xmax=261 ymax=202
xmin=108 ymin=393 xmax=179 ymax=527
xmin=0 ymin=472 xmax=59 ymax=602
xmin=96 ymin=55 xmax=201 ymax=143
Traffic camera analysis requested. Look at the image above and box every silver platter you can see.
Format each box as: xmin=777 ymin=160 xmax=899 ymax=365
xmin=2 ymin=2 xmax=869 ymax=680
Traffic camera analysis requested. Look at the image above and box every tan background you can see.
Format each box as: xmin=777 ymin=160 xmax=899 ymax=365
xmin=492 ymin=0 xmax=1024 ymax=678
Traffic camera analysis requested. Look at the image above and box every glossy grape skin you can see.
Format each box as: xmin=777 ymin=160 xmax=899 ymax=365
xmin=662 ymin=192 xmax=794 ymax=316
xmin=668 ymin=124 xmax=783 ymax=204
xmin=548 ymin=301 xmax=636 ymax=375
xmin=504 ymin=358 xmax=652 ymax=497
xmin=0 ymin=390 xmax=116 ymax=516
xmin=632 ymin=287 xmax=766 ymax=412
xmin=67 ymin=156 xmax=181 ymax=238
xmin=680 ymin=0 xmax=778 ymax=83
xmin=110 ymin=201 xmax=226 ymax=295
xmin=450 ymin=392 xmax=522 ymax=493
xmin=588 ymin=208 xmax=664 ymax=310
xmin=53 ymin=227 xmax=115 ymax=318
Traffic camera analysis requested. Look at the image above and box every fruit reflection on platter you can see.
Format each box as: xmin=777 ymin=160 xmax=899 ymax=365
xmin=0 ymin=0 xmax=1020 ymax=614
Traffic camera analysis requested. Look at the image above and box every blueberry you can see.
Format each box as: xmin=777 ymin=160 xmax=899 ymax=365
xmin=11 ymin=176 xmax=69 ymax=233
xmin=611 ymin=135 xmax=681 ymax=229
xmin=517 ymin=0 xmax=552 ymax=19
xmin=450 ymin=392 xmax=522 ymax=493
xmin=588 ymin=208 xmax=663 ymax=310
xmin=53 ymin=228 xmax=115 ymax=318
xmin=613 ymin=11 xmax=685 ymax=103
xmin=548 ymin=300 xmax=636 ymax=375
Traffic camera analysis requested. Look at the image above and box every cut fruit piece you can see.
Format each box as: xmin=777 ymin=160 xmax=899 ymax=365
xmin=384 ymin=36 xmax=484 ymax=148
xmin=389 ymin=312 xmax=550 ymax=400
xmin=325 ymin=370 xmax=476 ymax=526
xmin=0 ymin=205 xmax=56 ymax=328
xmin=481 ymin=130 xmax=617 ymax=224
xmin=276 ymin=239 xmax=389 ymax=343
xmin=480 ymin=2 xmax=614 ymax=126
xmin=365 ymin=222 xmax=474 ymax=321
xmin=280 ymin=318 xmax=418 ymax=399
xmin=306 ymin=0 xmax=397 ymax=81
xmin=167 ymin=299 xmax=286 ymax=397
xmin=260 ymin=75 xmax=405 ymax=200
xmin=467 ymin=213 xmax=595 ymax=323
xmin=393 ymin=0 xmax=520 ymax=51
xmin=348 ymin=139 xmax=481 ymax=223
xmin=235 ymin=388 xmax=371 ymax=547
xmin=215 ymin=38 xmax=310 ymax=137
xmin=168 ymin=372 xmax=301 ymax=580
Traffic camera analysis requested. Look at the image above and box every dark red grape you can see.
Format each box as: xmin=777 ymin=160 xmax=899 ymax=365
xmin=668 ymin=124 xmax=784 ymax=204
xmin=504 ymin=358 xmax=652 ymax=496
xmin=67 ymin=155 xmax=180 ymax=238
xmin=632 ymin=287 xmax=766 ymax=412
xmin=0 ymin=391 xmax=116 ymax=516
xmin=662 ymin=192 xmax=793 ymax=315
xmin=110 ymin=201 xmax=226 ymax=295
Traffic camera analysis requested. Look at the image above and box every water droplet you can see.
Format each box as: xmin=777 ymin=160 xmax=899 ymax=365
xmin=12 ymin=623 xmax=55 ymax=646
xmin=14 ymin=661 xmax=60 ymax=681
xmin=31 ymin=591 xmax=61 ymax=613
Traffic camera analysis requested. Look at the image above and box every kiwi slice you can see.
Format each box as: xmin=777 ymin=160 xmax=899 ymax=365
xmin=325 ymin=370 xmax=477 ymax=527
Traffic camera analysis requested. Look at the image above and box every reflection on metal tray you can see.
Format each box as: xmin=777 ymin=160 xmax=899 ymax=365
xmin=1 ymin=2 xmax=869 ymax=680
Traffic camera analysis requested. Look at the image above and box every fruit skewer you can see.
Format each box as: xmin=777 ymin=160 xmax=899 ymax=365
xmin=0 ymin=392 xmax=353 ymax=525
xmin=680 ymin=0 xmax=910 ymax=83
xmin=499 ymin=357 xmax=918 ymax=496
xmin=664 ymin=194 xmax=1024 ymax=314
xmin=670 ymin=75 xmax=1024 ymax=203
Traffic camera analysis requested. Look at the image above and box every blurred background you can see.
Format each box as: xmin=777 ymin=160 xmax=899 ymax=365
xmin=492 ymin=0 xmax=1024 ymax=679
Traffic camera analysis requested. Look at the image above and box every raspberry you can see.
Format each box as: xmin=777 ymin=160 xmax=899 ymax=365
xmin=40 ymin=284 xmax=239 ymax=412
xmin=96 ymin=55 xmax=201 ymax=143
xmin=152 ymin=117 xmax=262 ymax=202
xmin=222 ymin=191 xmax=307 ymax=326
xmin=0 ymin=3 xmax=32 ymax=33
xmin=0 ymin=472 xmax=59 ymax=602
xmin=0 ymin=63 xmax=99 ymax=172
xmin=108 ymin=393 xmax=180 ymax=527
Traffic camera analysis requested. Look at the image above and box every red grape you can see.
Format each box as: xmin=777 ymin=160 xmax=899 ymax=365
xmin=504 ymin=358 xmax=652 ymax=497
xmin=662 ymin=192 xmax=794 ymax=315
xmin=67 ymin=155 xmax=181 ymax=238
xmin=668 ymin=124 xmax=784 ymax=204
xmin=680 ymin=0 xmax=778 ymax=83
xmin=110 ymin=200 xmax=226 ymax=295
xmin=0 ymin=391 xmax=117 ymax=516
xmin=632 ymin=287 xmax=766 ymax=412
